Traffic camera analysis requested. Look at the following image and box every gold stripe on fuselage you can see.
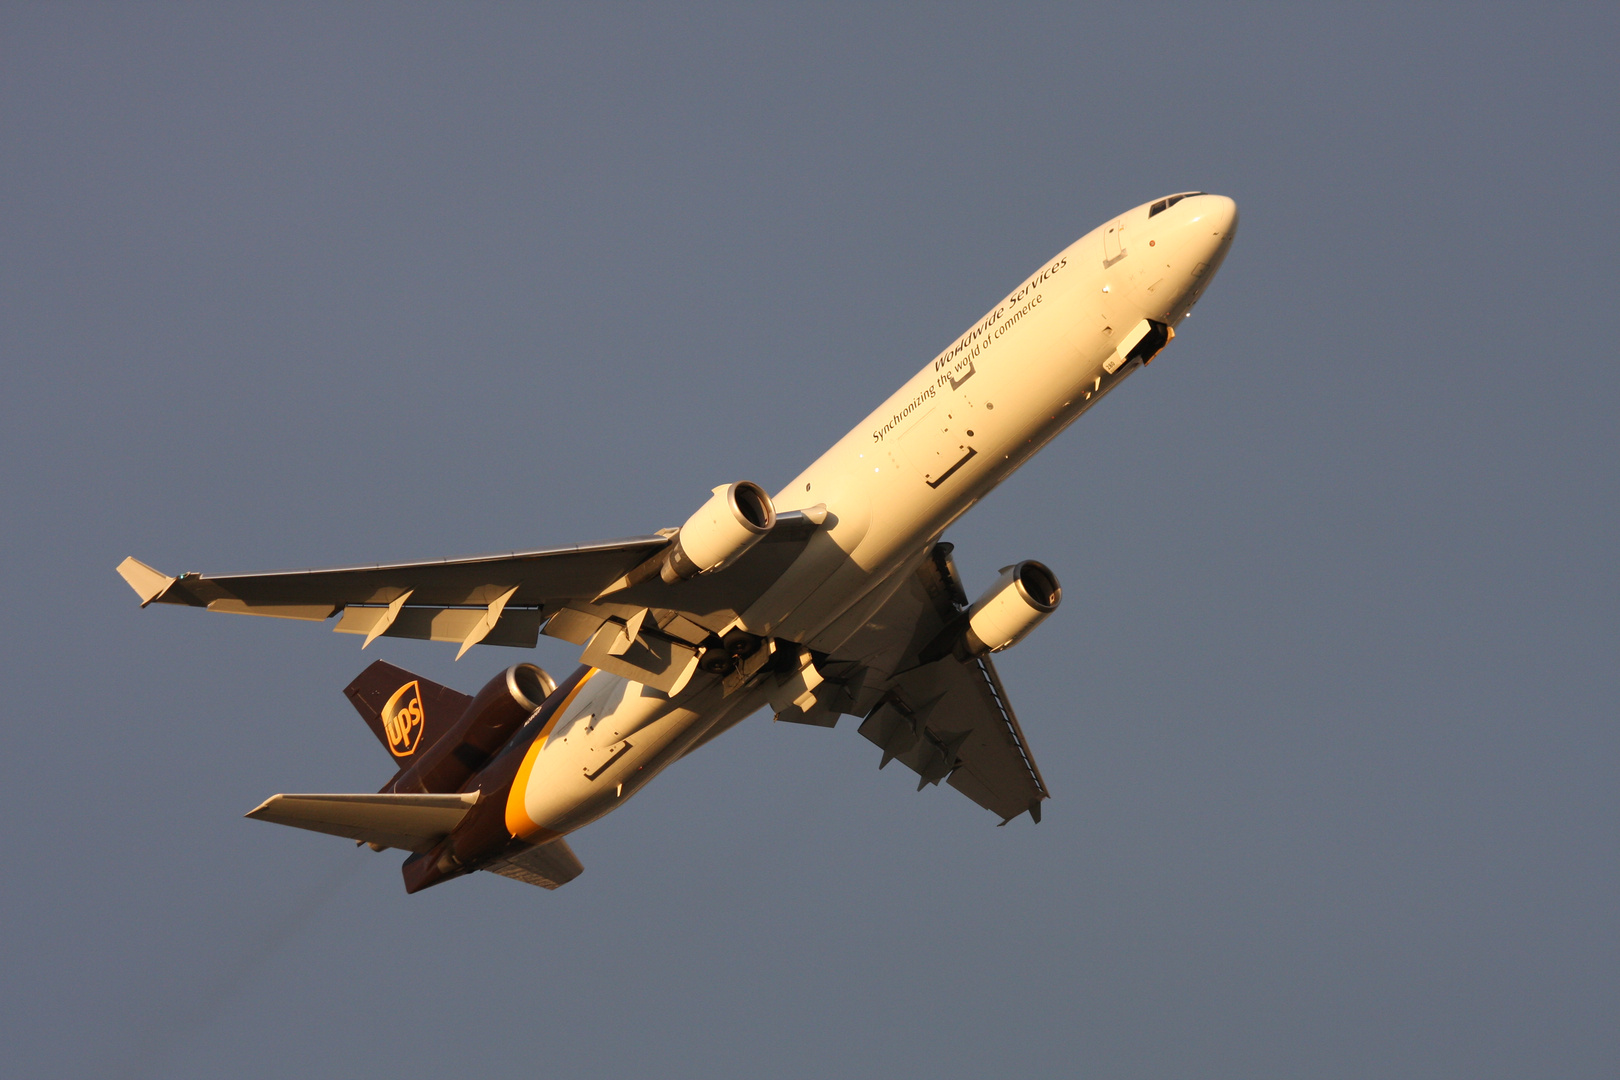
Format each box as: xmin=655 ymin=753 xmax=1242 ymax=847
xmin=503 ymin=667 xmax=598 ymax=838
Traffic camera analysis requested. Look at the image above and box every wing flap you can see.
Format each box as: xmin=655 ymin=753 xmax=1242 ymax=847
xmin=332 ymin=604 xmax=545 ymax=648
xmin=208 ymin=599 xmax=337 ymax=621
xmin=857 ymin=654 xmax=1047 ymax=823
xmin=245 ymin=791 xmax=478 ymax=853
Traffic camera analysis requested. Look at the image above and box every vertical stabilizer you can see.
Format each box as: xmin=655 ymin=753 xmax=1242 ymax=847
xmin=343 ymin=660 xmax=473 ymax=767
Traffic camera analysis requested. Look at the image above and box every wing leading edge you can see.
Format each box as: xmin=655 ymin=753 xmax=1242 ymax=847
xmin=116 ymin=510 xmax=825 ymax=678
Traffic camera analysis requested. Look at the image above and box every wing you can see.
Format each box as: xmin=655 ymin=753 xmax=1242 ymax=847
xmin=117 ymin=508 xmax=826 ymax=687
xmin=778 ymin=543 xmax=1050 ymax=824
xmin=857 ymin=650 xmax=1047 ymax=824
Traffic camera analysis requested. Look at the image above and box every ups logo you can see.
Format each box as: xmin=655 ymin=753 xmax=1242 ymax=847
xmin=381 ymin=681 xmax=426 ymax=757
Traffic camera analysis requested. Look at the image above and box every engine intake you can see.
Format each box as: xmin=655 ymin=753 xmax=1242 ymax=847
xmin=388 ymin=663 xmax=556 ymax=794
xmin=963 ymin=561 xmax=1062 ymax=655
xmin=661 ymin=481 xmax=777 ymax=583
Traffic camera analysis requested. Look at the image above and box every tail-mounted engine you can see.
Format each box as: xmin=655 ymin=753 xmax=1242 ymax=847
xmin=387 ymin=663 xmax=556 ymax=794
xmin=661 ymin=481 xmax=777 ymax=583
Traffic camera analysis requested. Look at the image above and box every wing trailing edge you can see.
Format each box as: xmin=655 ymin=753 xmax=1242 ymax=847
xmin=113 ymin=509 xmax=827 ymax=668
xmin=248 ymin=791 xmax=586 ymax=890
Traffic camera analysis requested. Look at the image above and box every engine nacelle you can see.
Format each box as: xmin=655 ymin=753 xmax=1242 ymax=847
xmin=963 ymin=561 xmax=1062 ymax=655
xmin=661 ymin=481 xmax=777 ymax=583
xmin=389 ymin=663 xmax=556 ymax=794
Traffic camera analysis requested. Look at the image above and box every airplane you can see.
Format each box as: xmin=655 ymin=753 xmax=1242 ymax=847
xmin=117 ymin=192 xmax=1238 ymax=893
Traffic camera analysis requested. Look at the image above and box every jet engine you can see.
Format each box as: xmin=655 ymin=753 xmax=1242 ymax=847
xmin=962 ymin=561 xmax=1062 ymax=655
xmin=389 ymin=663 xmax=556 ymax=794
xmin=661 ymin=481 xmax=777 ymax=583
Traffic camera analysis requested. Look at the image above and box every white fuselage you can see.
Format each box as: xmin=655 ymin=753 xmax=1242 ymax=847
xmin=505 ymin=194 xmax=1238 ymax=840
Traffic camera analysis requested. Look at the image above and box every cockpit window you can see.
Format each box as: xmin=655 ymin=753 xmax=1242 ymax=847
xmin=1149 ymin=192 xmax=1206 ymax=218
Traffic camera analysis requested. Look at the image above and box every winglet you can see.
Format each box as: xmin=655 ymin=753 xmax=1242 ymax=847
xmin=116 ymin=557 xmax=176 ymax=607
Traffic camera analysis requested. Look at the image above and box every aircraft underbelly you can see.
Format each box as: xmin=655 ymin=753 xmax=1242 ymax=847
xmin=514 ymin=673 xmax=766 ymax=835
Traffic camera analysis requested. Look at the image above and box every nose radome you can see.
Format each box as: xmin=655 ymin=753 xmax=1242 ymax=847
xmin=1186 ymin=193 xmax=1238 ymax=239
xmin=1135 ymin=193 xmax=1238 ymax=325
xmin=1178 ymin=194 xmax=1238 ymax=284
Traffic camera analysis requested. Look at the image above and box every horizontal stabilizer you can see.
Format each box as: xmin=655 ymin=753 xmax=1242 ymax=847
xmin=485 ymin=838 xmax=584 ymax=890
xmin=246 ymin=791 xmax=478 ymax=853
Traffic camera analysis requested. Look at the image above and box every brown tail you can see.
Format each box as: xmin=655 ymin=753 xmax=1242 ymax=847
xmin=343 ymin=660 xmax=473 ymax=768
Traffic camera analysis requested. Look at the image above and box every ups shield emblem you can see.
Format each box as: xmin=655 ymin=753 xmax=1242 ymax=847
xmin=381 ymin=681 xmax=426 ymax=757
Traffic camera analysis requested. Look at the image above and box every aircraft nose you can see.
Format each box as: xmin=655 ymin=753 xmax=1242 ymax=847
xmin=1136 ymin=193 xmax=1239 ymax=324
xmin=1176 ymin=194 xmax=1238 ymax=291
xmin=1184 ymin=194 xmax=1238 ymax=259
xmin=1201 ymin=194 xmax=1238 ymax=232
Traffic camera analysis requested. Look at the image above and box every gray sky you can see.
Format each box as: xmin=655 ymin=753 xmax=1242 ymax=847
xmin=2 ymin=6 xmax=1615 ymax=1078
